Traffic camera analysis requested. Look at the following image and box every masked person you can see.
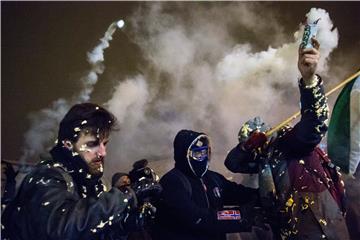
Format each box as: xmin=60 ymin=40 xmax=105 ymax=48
xmin=152 ymin=129 xmax=262 ymax=240
xmin=225 ymin=39 xmax=350 ymax=240
xmin=2 ymin=103 xmax=158 ymax=240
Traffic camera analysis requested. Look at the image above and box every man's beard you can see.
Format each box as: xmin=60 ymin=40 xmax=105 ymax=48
xmin=87 ymin=157 xmax=104 ymax=177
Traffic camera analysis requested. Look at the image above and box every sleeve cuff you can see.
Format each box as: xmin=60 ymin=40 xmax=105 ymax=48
xmin=299 ymin=74 xmax=320 ymax=89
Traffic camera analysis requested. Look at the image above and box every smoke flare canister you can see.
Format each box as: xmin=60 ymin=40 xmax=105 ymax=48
xmin=301 ymin=18 xmax=320 ymax=49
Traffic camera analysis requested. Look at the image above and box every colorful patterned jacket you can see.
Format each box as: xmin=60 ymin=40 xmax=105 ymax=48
xmin=225 ymin=77 xmax=350 ymax=240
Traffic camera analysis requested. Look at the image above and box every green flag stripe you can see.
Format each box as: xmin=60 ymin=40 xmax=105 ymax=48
xmin=328 ymin=77 xmax=357 ymax=173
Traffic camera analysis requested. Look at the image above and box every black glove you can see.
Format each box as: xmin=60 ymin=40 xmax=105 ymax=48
xmin=122 ymin=209 xmax=146 ymax=232
xmin=243 ymin=131 xmax=268 ymax=151
xmin=122 ymin=202 xmax=157 ymax=232
xmin=132 ymin=180 xmax=162 ymax=205
xmin=140 ymin=202 xmax=157 ymax=218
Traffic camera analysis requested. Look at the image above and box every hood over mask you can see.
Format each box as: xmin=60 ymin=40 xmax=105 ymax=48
xmin=174 ymin=129 xmax=211 ymax=178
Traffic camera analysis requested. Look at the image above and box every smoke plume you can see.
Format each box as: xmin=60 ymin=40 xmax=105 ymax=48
xmin=105 ymin=5 xmax=339 ymax=176
xmin=20 ymin=4 xmax=339 ymax=179
xmin=20 ymin=21 xmax=122 ymax=163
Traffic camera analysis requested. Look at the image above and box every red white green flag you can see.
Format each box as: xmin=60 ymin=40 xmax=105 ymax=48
xmin=328 ymin=75 xmax=360 ymax=175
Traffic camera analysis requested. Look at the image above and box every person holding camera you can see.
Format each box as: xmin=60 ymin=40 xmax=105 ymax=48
xmin=2 ymin=103 xmax=157 ymax=240
xmin=151 ymin=129 xmax=263 ymax=240
xmin=111 ymin=159 xmax=162 ymax=240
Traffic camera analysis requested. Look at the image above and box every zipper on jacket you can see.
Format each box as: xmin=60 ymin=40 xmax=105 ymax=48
xmin=200 ymin=178 xmax=210 ymax=208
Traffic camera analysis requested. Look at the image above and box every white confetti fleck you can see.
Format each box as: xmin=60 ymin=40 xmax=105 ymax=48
xmin=42 ymin=202 xmax=50 ymax=206
xmin=74 ymin=127 xmax=81 ymax=132
xmin=72 ymin=152 xmax=79 ymax=156
xmin=319 ymin=219 xmax=327 ymax=226
xmin=81 ymin=120 xmax=88 ymax=125
xmin=95 ymin=107 xmax=99 ymax=110
xmin=124 ymin=198 xmax=128 ymax=203
xmin=17 ymin=207 xmax=21 ymax=211
xmin=96 ymin=220 xmax=107 ymax=229
xmin=79 ymin=144 xmax=89 ymax=152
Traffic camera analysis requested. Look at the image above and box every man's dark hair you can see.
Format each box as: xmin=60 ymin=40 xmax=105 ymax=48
xmin=57 ymin=103 xmax=117 ymax=143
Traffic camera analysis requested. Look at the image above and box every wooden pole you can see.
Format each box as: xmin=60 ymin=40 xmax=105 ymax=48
xmin=265 ymin=70 xmax=360 ymax=137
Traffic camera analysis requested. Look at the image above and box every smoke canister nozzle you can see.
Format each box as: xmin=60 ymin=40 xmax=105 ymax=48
xmin=300 ymin=18 xmax=320 ymax=49
xmin=117 ymin=20 xmax=125 ymax=29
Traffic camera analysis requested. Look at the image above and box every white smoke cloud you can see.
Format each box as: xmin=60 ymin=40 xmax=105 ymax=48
xmin=19 ymin=4 xmax=339 ymax=180
xmin=20 ymin=99 xmax=69 ymax=163
xmin=294 ymin=8 xmax=339 ymax=73
xmin=20 ymin=21 xmax=122 ymax=163
xmin=105 ymin=5 xmax=339 ymax=176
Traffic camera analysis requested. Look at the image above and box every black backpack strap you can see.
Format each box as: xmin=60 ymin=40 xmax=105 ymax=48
xmin=171 ymin=168 xmax=192 ymax=197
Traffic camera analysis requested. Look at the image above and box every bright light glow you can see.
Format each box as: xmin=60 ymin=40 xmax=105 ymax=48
xmin=117 ymin=20 xmax=125 ymax=29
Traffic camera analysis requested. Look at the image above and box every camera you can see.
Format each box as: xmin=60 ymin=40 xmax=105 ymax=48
xmin=129 ymin=159 xmax=159 ymax=184
xmin=128 ymin=159 xmax=161 ymax=205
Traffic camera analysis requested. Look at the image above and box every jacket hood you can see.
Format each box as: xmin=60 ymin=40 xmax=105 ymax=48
xmin=173 ymin=129 xmax=210 ymax=177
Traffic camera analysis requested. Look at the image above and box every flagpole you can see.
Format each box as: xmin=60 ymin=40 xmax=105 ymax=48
xmin=265 ymin=69 xmax=360 ymax=137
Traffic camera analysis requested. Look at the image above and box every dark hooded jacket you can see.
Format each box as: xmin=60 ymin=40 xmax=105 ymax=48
xmin=225 ymin=77 xmax=350 ymax=240
xmin=152 ymin=130 xmax=259 ymax=240
xmin=1 ymin=145 xmax=132 ymax=240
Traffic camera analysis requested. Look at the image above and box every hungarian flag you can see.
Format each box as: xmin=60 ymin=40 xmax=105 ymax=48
xmin=328 ymin=74 xmax=360 ymax=175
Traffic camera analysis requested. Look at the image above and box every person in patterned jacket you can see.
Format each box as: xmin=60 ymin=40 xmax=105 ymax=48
xmin=224 ymin=39 xmax=350 ymax=239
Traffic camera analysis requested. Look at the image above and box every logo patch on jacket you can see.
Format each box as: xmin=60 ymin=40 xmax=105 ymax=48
xmin=217 ymin=210 xmax=241 ymax=220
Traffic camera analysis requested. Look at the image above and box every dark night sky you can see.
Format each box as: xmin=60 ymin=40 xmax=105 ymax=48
xmin=1 ymin=1 xmax=360 ymax=163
